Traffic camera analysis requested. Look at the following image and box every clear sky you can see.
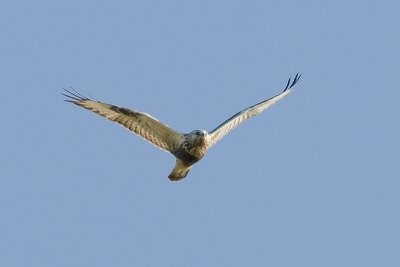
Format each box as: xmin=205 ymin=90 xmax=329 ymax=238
xmin=0 ymin=0 xmax=399 ymax=266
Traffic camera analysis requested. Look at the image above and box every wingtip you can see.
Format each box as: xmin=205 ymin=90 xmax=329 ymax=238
xmin=283 ymin=72 xmax=302 ymax=92
xmin=61 ymin=88 xmax=90 ymax=102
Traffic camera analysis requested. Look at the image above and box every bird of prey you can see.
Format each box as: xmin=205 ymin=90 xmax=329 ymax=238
xmin=63 ymin=73 xmax=301 ymax=181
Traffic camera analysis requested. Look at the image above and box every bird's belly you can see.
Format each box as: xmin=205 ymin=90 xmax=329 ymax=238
xmin=173 ymin=145 xmax=207 ymax=165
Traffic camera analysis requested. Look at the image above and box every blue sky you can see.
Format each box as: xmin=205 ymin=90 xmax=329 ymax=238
xmin=1 ymin=0 xmax=399 ymax=266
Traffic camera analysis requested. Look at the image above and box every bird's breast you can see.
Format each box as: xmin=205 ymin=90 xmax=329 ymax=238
xmin=173 ymin=142 xmax=207 ymax=165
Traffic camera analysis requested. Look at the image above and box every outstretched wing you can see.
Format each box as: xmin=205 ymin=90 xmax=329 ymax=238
xmin=62 ymin=89 xmax=183 ymax=152
xmin=208 ymin=73 xmax=301 ymax=148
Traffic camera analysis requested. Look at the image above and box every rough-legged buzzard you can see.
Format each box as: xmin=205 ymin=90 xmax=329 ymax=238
xmin=63 ymin=73 xmax=301 ymax=181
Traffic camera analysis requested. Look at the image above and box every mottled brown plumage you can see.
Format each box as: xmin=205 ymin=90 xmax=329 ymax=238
xmin=62 ymin=73 xmax=300 ymax=181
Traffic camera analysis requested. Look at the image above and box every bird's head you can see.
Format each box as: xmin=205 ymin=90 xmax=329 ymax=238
xmin=186 ymin=130 xmax=210 ymax=145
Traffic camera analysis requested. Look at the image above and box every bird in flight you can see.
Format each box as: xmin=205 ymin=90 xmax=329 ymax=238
xmin=63 ymin=73 xmax=301 ymax=181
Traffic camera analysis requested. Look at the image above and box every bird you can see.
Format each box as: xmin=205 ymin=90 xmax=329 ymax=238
xmin=62 ymin=73 xmax=301 ymax=181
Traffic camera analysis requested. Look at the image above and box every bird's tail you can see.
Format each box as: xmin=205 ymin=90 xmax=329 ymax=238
xmin=168 ymin=159 xmax=192 ymax=181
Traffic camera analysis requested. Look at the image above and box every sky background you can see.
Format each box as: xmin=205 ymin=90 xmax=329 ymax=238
xmin=1 ymin=0 xmax=399 ymax=266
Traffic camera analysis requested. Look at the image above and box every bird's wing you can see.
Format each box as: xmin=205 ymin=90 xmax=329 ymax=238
xmin=208 ymin=73 xmax=301 ymax=148
xmin=62 ymin=89 xmax=183 ymax=152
